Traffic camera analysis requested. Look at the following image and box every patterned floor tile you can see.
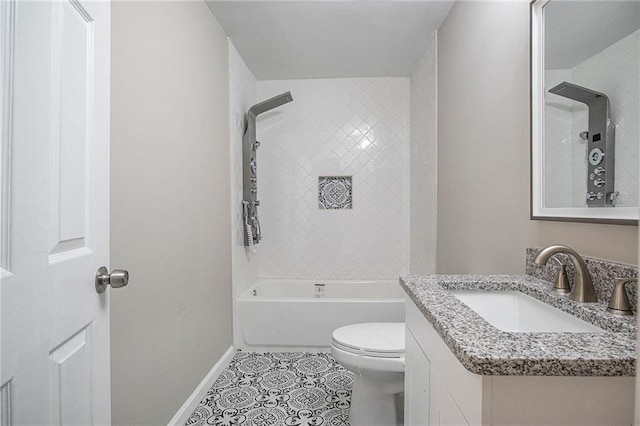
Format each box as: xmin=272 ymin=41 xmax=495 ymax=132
xmin=186 ymin=352 xmax=353 ymax=426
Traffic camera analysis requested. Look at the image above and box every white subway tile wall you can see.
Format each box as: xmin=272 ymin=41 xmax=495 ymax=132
xmin=255 ymin=78 xmax=410 ymax=279
xmin=545 ymin=29 xmax=639 ymax=208
xmin=544 ymin=69 xmax=575 ymax=208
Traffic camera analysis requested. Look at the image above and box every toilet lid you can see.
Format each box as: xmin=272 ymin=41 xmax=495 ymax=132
xmin=332 ymin=323 xmax=405 ymax=358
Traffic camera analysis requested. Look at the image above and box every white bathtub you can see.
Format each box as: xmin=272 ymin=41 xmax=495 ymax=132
xmin=234 ymin=279 xmax=406 ymax=351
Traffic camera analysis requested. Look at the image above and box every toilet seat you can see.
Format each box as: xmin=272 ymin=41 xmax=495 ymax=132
xmin=331 ymin=322 xmax=405 ymax=359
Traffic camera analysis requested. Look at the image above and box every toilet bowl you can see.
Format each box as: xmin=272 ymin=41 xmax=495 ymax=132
xmin=330 ymin=322 xmax=405 ymax=426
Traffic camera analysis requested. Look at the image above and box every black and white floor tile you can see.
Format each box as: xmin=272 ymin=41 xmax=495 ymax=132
xmin=186 ymin=352 xmax=353 ymax=426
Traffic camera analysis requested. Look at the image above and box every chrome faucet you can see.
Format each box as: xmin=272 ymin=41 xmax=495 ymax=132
xmin=533 ymin=245 xmax=598 ymax=303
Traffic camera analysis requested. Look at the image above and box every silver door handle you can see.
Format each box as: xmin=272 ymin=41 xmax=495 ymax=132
xmin=95 ymin=266 xmax=129 ymax=293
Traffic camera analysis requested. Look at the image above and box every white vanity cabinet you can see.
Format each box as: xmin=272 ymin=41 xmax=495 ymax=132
xmin=405 ymin=298 xmax=481 ymax=425
xmin=404 ymin=297 xmax=635 ymax=426
xmin=404 ymin=330 xmax=431 ymax=424
xmin=429 ymin=374 xmax=467 ymax=426
xmin=406 ymin=328 xmax=468 ymax=426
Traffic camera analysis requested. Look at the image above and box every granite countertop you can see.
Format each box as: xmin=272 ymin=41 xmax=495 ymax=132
xmin=400 ymin=274 xmax=637 ymax=376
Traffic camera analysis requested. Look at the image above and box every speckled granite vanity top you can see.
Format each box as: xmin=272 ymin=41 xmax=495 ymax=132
xmin=400 ymin=274 xmax=637 ymax=376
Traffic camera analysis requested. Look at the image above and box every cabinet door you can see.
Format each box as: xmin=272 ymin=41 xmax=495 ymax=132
xmin=405 ymin=329 xmax=430 ymax=426
xmin=432 ymin=374 xmax=469 ymax=426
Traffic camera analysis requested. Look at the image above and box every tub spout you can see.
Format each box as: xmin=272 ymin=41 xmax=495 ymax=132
xmin=534 ymin=245 xmax=598 ymax=303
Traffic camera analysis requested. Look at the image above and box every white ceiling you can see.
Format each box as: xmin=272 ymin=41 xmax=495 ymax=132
xmin=207 ymin=1 xmax=454 ymax=80
xmin=545 ymin=1 xmax=640 ymax=69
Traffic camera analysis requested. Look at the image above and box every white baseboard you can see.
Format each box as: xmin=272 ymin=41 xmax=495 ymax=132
xmin=168 ymin=346 xmax=235 ymax=425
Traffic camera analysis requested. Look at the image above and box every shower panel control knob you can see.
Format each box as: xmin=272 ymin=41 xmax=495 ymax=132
xmin=594 ymin=167 xmax=605 ymax=176
xmin=594 ymin=178 xmax=605 ymax=187
xmin=588 ymin=148 xmax=604 ymax=166
xmin=587 ymin=192 xmax=597 ymax=201
xmin=254 ymin=141 xmax=261 ymax=150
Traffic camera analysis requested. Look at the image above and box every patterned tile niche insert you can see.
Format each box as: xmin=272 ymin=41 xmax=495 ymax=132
xmin=186 ymin=352 xmax=354 ymax=426
xmin=318 ymin=176 xmax=352 ymax=209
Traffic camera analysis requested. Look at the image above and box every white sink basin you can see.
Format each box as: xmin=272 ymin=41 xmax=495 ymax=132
xmin=451 ymin=291 xmax=604 ymax=333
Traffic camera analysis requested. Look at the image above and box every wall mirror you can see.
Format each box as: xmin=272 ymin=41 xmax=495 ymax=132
xmin=531 ymin=0 xmax=639 ymax=225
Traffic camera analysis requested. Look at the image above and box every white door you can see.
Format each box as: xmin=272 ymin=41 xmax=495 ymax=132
xmin=1 ymin=0 xmax=113 ymax=424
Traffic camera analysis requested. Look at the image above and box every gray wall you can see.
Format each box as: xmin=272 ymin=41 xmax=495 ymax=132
xmin=436 ymin=0 xmax=638 ymax=273
xmin=110 ymin=2 xmax=232 ymax=424
xmin=531 ymin=221 xmax=637 ymax=266
xmin=436 ymin=1 xmax=532 ymax=273
xmin=410 ymin=35 xmax=437 ymax=275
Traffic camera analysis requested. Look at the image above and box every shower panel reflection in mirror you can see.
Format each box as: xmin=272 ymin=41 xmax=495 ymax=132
xmin=531 ymin=0 xmax=639 ymax=224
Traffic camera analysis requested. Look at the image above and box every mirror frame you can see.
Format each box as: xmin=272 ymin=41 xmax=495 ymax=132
xmin=530 ymin=0 xmax=638 ymax=226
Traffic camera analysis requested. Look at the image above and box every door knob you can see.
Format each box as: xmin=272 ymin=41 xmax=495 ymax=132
xmin=95 ymin=266 xmax=129 ymax=293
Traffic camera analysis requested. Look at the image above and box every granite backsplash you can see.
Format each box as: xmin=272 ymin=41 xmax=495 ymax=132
xmin=526 ymin=247 xmax=638 ymax=312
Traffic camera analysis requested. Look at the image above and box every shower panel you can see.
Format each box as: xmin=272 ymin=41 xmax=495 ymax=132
xmin=242 ymin=92 xmax=293 ymax=248
xmin=548 ymin=81 xmax=616 ymax=207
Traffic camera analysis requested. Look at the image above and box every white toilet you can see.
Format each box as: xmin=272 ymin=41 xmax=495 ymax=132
xmin=330 ymin=322 xmax=405 ymax=426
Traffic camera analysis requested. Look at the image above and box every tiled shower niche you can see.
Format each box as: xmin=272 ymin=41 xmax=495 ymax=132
xmin=319 ymin=176 xmax=352 ymax=209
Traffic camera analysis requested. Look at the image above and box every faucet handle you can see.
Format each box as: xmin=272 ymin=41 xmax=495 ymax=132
xmin=606 ymin=278 xmax=637 ymax=316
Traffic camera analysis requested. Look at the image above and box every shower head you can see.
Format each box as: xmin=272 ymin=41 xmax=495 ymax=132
xmin=248 ymin=91 xmax=293 ymax=118
xmin=548 ymin=81 xmax=609 ymax=106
